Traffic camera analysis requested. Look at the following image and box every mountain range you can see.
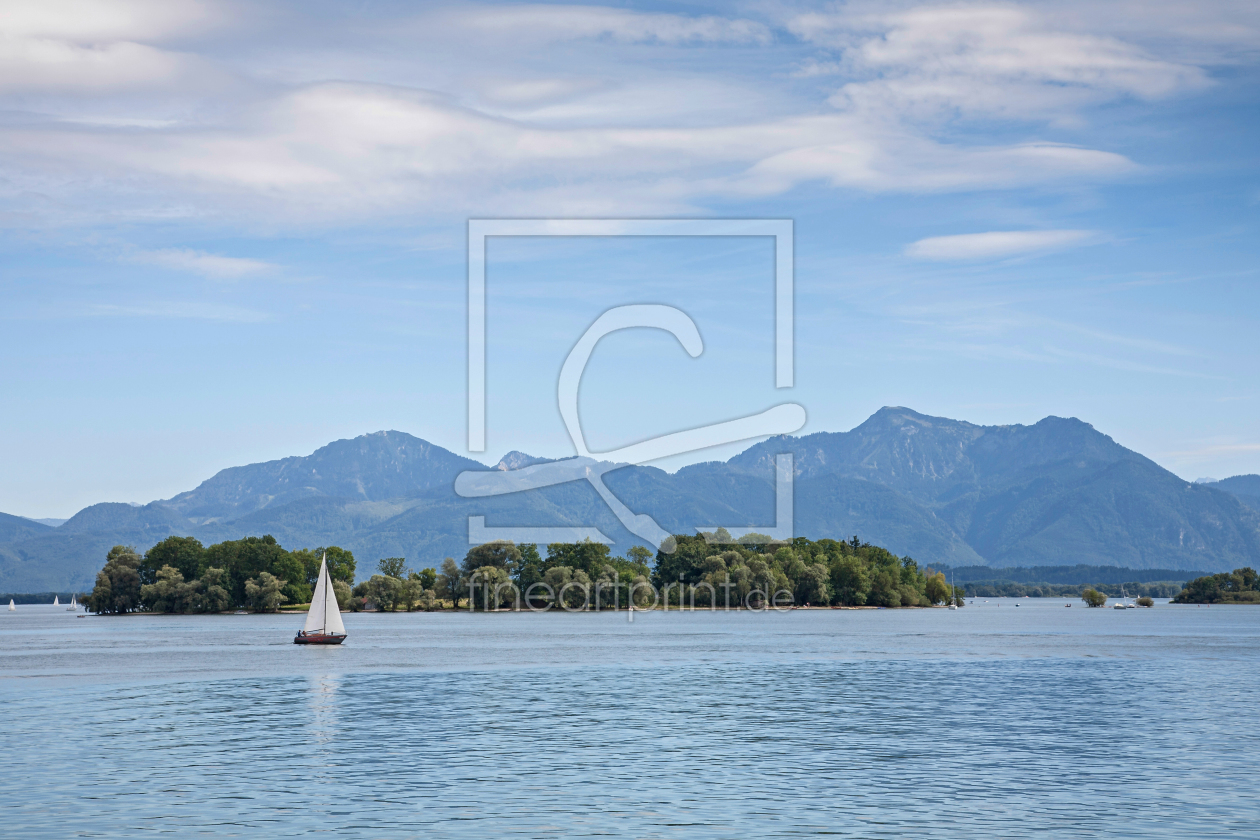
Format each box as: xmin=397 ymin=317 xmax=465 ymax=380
xmin=3 ymin=407 xmax=1259 ymax=591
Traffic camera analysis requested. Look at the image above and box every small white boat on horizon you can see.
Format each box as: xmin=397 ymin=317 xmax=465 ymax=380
xmin=67 ymin=595 xmax=77 ymax=611
xmin=7 ymin=599 xmax=14 ymax=611
xmin=52 ymin=595 xmax=59 ymax=606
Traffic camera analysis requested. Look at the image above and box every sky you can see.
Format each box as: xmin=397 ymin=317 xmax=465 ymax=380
xmin=1 ymin=0 xmax=1258 ymax=518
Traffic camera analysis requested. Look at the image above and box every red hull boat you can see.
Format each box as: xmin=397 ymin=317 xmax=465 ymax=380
xmin=294 ymin=631 xmax=346 ymax=645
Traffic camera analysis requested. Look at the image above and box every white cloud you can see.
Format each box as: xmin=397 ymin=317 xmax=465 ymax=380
xmin=432 ymin=4 xmax=773 ymax=45
xmin=131 ymin=248 xmax=277 ymax=279
xmin=906 ymin=230 xmax=1096 ymax=260
xmin=791 ymin=4 xmax=1210 ymax=124
xmin=473 ymin=77 xmax=606 ymax=108
xmin=0 ymin=0 xmax=218 ymax=42
xmin=0 ymin=82 xmax=1143 ymax=222
xmin=0 ymin=0 xmax=226 ymax=93
xmin=0 ymin=38 xmax=190 ymax=92
xmin=0 ymin=2 xmax=1246 ymax=225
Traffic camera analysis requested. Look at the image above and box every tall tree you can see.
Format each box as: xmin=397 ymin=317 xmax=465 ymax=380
xmin=87 ymin=545 xmax=144 ymax=614
xmin=141 ymin=536 xmax=206 ymax=586
xmin=377 ymin=557 xmax=409 ymax=578
xmin=245 ymin=572 xmax=288 ymax=612
xmin=462 ymin=541 xmax=521 ymax=575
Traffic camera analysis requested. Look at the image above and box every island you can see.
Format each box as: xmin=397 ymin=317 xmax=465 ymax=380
xmin=84 ymin=530 xmax=969 ymax=614
xmin=1172 ymin=568 xmax=1260 ymax=604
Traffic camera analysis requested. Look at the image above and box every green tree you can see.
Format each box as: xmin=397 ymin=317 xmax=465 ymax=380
xmin=436 ymin=557 xmax=463 ymax=607
xmin=626 ymin=545 xmax=653 ymax=567
xmin=333 ymin=579 xmax=352 ymax=610
xmin=416 ymin=567 xmax=438 ymax=590
xmin=462 ymin=541 xmax=521 ymax=576
xmin=925 ymin=572 xmax=950 ymax=605
xmin=1082 ymin=588 xmax=1107 ymax=607
xmin=545 ymin=540 xmax=612 ymax=580
xmin=378 ymin=557 xmax=409 ymax=578
xmin=141 ymin=565 xmax=188 ymax=613
xmin=797 ymin=563 xmax=830 ymax=606
xmin=471 ymin=566 xmax=515 ymax=609
xmin=516 ymin=543 xmax=544 ymax=589
xmin=540 ymin=566 xmax=576 ymax=608
xmin=401 ymin=575 xmax=427 ymax=611
xmin=205 ymin=535 xmax=294 ymax=608
xmin=296 ymin=546 xmax=357 ymax=587
xmin=245 ymin=572 xmax=288 ymax=612
xmin=629 ymin=574 xmax=655 ymax=608
xmin=365 ymin=574 xmax=403 ymax=611
xmin=1173 ymin=568 xmax=1259 ymax=604
xmin=830 ymin=555 xmax=869 ymax=606
xmin=186 ymin=568 xmax=231 ymax=613
xmin=868 ymin=570 xmax=902 ymax=608
xmin=87 ymin=545 xmax=144 ymax=614
xmin=141 ymin=536 xmax=206 ymax=585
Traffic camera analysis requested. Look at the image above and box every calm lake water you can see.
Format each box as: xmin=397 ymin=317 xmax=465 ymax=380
xmin=3 ymin=599 xmax=1258 ymax=838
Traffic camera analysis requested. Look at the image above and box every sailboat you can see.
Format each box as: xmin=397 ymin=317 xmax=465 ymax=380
xmin=294 ymin=553 xmax=347 ymax=645
xmin=53 ymin=595 xmax=59 ymax=606
xmin=1113 ymin=584 xmax=1130 ymax=609
xmin=67 ymin=595 xmax=77 ymax=611
xmin=7 ymin=599 xmax=14 ymax=611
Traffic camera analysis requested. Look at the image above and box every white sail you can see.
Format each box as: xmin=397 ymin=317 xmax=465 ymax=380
xmin=323 ymin=561 xmax=345 ymax=635
xmin=7 ymin=599 xmax=14 ymax=611
xmin=53 ymin=596 xmax=59 ymax=606
xmin=303 ymin=553 xmax=345 ymax=635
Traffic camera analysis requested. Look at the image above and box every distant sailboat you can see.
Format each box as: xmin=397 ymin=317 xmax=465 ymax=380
xmin=53 ymin=596 xmax=59 ymax=606
xmin=67 ymin=595 xmax=77 ymax=611
xmin=294 ymin=553 xmax=347 ymax=645
xmin=7 ymin=599 xmax=14 ymax=611
xmin=1114 ymin=584 xmax=1132 ymax=610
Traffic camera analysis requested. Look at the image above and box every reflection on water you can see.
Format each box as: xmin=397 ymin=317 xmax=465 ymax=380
xmin=309 ymin=673 xmax=340 ymax=747
xmin=2 ymin=601 xmax=1258 ymax=838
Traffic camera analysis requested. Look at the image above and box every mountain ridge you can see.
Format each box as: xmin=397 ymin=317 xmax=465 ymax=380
xmin=3 ymin=407 xmax=1259 ymax=591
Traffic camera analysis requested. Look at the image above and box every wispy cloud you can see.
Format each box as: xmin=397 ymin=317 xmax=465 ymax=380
xmin=906 ymin=230 xmax=1097 ymax=261
xmin=0 ymin=1 xmax=1246 ymax=224
xmin=0 ymin=0 xmax=224 ymax=93
xmin=429 ymin=5 xmax=773 ymax=45
xmin=90 ymin=301 xmax=269 ymax=322
xmin=790 ymin=4 xmax=1211 ymax=123
xmin=1042 ymin=345 xmax=1224 ymax=379
xmin=130 ymin=248 xmax=277 ymax=279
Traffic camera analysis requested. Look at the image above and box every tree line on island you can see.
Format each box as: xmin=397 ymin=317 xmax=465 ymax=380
xmin=86 ymin=530 xmax=973 ymax=613
xmin=1171 ymin=567 xmax=1259 ymax=604
xmin=86 ymin=536 xmax=359 ymax=615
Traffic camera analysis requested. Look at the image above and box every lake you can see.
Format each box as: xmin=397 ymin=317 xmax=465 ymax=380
xmin=3 ymin=599 xmax=1258 ymax=838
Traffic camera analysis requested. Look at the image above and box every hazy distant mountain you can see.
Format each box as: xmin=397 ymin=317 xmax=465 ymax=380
xmin=0 ymin=512 xmax=51 ymax=544
xmin=161 ymin=430 xmax=483 ymax=522
xmin=495 ymin=451 xmax=561 ymax=471
xmin=4 ymin=409 xmax=1260 ymax=591
xmin=729 ymin=408 xmax=1260 ymax=569
xmin=1203 ymin=475 xmax=1260 ymax=512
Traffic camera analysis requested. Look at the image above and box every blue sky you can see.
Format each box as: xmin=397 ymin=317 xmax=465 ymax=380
xmin=1 ymin=0 xmax=1258 ymax=518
